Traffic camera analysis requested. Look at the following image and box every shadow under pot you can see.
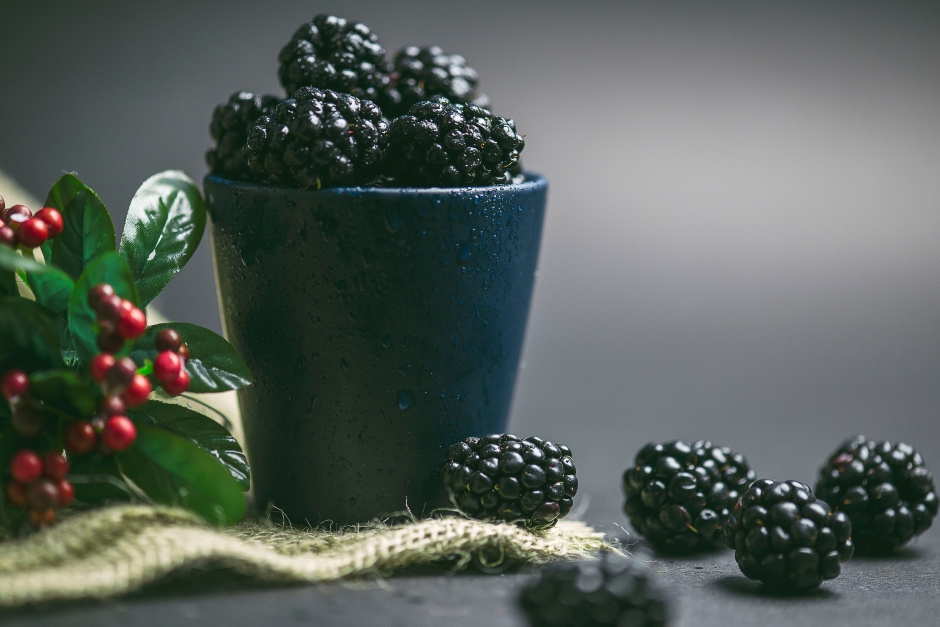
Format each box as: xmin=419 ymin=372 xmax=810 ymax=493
xmin=205 ymin=173 xmax=548 ymax=525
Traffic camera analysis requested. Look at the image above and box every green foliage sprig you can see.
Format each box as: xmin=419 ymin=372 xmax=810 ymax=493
xmin=0 ymin=171 xmax=251 ymax=532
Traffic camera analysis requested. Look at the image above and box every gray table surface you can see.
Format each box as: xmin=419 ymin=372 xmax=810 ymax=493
xmin=2 ymin=512 xmax=937 ymax=627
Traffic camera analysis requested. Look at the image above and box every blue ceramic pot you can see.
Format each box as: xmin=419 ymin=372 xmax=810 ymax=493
xmin=205 ymin=174 xmax=548 ymax=524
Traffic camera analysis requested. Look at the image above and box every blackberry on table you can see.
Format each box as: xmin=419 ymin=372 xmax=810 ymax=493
xmin=206 ymin=91 xmax=280 ymax=181
xmin=242 ymin=87 xmax=387 ymax=189
xmin=815 ymin=436 xmax=937 ymax=553
xmin=382 ymin=45 xmax=489 ymax=118
xmin=441 ymin=433 xmax=578 ymax=529
xmin=386 ymin=97 xmax=524 ymax=187
xmin=725 ymin=479 xmax=854 ymax=591
xmin=622 ymin=440 xmax=756 ymax=553
xmin=277 ymin=14 xmax=390 ymax=101
xmin=520 ymin=552 xmax=669 ymax=627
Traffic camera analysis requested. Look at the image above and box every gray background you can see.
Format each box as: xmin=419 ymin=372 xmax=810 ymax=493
xmin=2 ymin=0 xmax=939 ymax=551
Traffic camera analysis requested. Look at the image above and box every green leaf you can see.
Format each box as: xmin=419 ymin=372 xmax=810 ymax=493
xmin=117 ymin=423 xmax=246 ymax=525
xmin=0 ymin=297 xmax=64 ymax=373
xmin=67 ymin=252 xmax=139 ymax=366
xmin=130 ymin=322 xmax=251 ymax=393
xmin=128 ymin=400 xmax=249 ymax=490
xmin=119 ymin=171 xmax=206 ymax=307
xmin=69 ymin=454 xmax=134 ymax=504
xmin=41 ymin=173 xmax=116 ymax=280
xmin=0 ymin=269 xmax=16 ymax=297
xmin=0 ymin=245 xmax=76 ymax=312
xmin=28 ymin=369 xmax=97 ymax=418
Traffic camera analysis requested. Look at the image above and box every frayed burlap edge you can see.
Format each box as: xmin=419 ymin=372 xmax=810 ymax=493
xmin=0 ymin=505 xmax=613 ymax=607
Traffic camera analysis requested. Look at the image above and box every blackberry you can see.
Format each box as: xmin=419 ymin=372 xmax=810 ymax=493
xmin=622 ymin=440 xmax=756 ymax=553
xmin=815 ymin=436 xmax=937 ymax=553
xmin=243 ymin=87 xmax=387 ymax=189
xmin=520 ymin=552 xmax=669 ymax=627
xmin=277 ymin=14 xmax=390 ymax=101
xmin=206 ymin=91 xmax=280 ymax=181
xmin=441 ymin=433 xmax=578 ymax=529
xmin=725 ymin=479 xmax=854 ymax=591
xmin=387 ymin=97 xmax=524 ymax=187
xmin=382 ymin=45 xmax=489 ymax=118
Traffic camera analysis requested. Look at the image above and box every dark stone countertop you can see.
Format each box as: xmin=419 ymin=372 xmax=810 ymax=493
xmin=2 ymin=516 xmax=937 ymax=627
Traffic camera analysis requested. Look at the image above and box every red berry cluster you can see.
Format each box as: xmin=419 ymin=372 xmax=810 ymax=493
xmin=6 ymin=450 xmax=73 ymax=527
xmin=0 ymin=196 xmax=63 ymax=250
xmin=87 ymin=283 xmax=148 ymax=354
xmin=1 ymin=369 xmax=45 ymax=438
xmin=152 ymin=328 xmax=191 ymax=395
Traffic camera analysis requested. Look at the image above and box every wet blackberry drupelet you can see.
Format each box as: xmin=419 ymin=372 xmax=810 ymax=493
xmin=520 ymin=552 xmax=669 ymax=627
xmin=815 ymin=436 xmax=937 ymax=553
xmin=242 ymin=87 xmax=387 ymax=189
xmin=382 ymin=45 xmax=489 ymax=118
xmin=441 ymin=433 xmax=578 ymax=529
xmin=277 ymin=14 xmax=390 ymax=101
xmin=725 ymin=479 xmax=854 ymax=591
xmin=207 ymin=91 xmax=280 ymax=181
xmin=622 ymin=440 xmax=756 ymax=553
xmin=386 ymin=96 xmax=524 ymax=187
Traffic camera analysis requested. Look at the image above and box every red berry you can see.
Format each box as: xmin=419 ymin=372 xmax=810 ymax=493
xmin=42 ymin=452 xmax=69 ymax=480
xmin=56 ymin=479 xmax=75 ymax=507
xmin=27 ymin=478 xmax=59 ymax=511
xmin=153 ymin=350 xmax=182 ymax=383
xmin=0 ymin=225 xmax=15 ymax=247
xmin=1 ymin=369 xmax=29 ymax=400
xmin=102 ymin=416 xmax=136 ymax=452
xmin=178 ymin=343 xmax=191 ymax=361
xmin=6 ymin=481 xmax=27 ymax=508
xmin=163 ymin=368 xmax=190 ymax=396
xmin=64 ymin=421 xmax=97 ymax=455
xmin=96 ymin=328 xmax=125 ymax=354
xmin=87 ymin=283 xmax=116 ymax=310
xmin=29 ymin=508 xmax=56 ymax=528
xmin=118 ymin=299 xmax=134 ymax=316
xmin=11 ymin=406 xmax=44 ymax=438
xmin=89 ymin=353 xmax=116 ymax=382
xmin=4 ymin=204 xmax=32 ymax=222
xmin=99 ymin=395 xmax=126 ymax=416
xmin=122 ymin=374 xmax=152 ymax=407
xmin=18 ymin=217 xmax=49 ymax=248
xmin=103 ymin=357 xmax=137 ymax=395
xmin=155 ymin=329 xmax=183 ymax=352
xmin=10 ymin=450 xmax=43 ymax=484
xmin=95 ymin=293 xmax=124 ymax=322
xmin=35 ymin=207 xmax=64 ymax=238
xmin=117 ymin=306 xmax=147 ymax=339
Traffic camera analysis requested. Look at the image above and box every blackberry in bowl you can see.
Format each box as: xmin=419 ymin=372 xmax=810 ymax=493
xmin=815 ymin=436 xmax=937 ymax=553
xmin=242 ymin=87 xmax=387 ymax=189
xmin=725 ymin=479 xmax=854 ymax=591
xmin=441 ymin=433 xmax=577 ymax=529
xmin=277 ymin=14 xmax=390 ymax=101
xmin=386 ymin=96 xmax=524 ymax=187
xmin=383 ymin=45 xmax=489 ymax=118
xmin=206 ymin=91 xmax=280 ymax=182
xmin=622 ymin=440 xmax=755 ymax=553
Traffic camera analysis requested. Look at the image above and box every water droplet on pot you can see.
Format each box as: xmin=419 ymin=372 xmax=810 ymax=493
xmin=386 ymin=210 xmax=406 ymax=233
xmin=350 ymin=497 xmax=356 ymax=506
xmin=382 ymin=334 xmax=392 ymax=348
xmin=397 ymin=389 xmax=414 ymax=411
xmin=457 ymin=243 xmax=471 ymax=262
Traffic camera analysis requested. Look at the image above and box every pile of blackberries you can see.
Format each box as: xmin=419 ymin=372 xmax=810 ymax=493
xmin=207 ymin=14 xmax=525 ymax=189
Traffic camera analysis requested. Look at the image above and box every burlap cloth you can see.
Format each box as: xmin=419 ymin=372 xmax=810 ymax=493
xmin=0 ymin=505 xmax=610 ymax=608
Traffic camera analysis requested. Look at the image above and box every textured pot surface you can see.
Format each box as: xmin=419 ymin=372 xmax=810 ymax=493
xmin=205 ymin=174 xmax=548 ymax=524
